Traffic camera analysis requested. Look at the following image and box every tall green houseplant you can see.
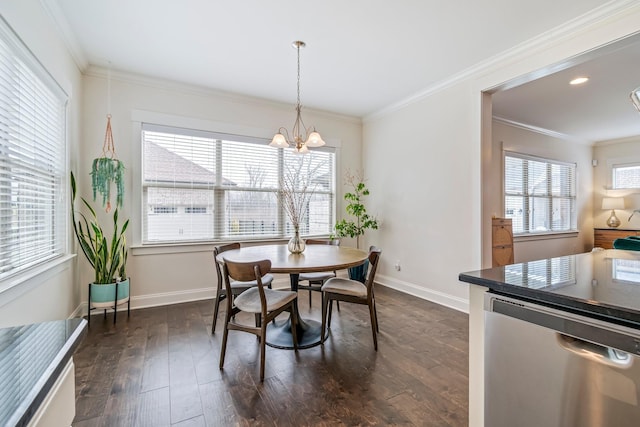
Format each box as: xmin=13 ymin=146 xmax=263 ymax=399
xmin=71 ymin=171 xmax=129 ymax=284
xmin=334 ymin=171 xmax=379 ymax=250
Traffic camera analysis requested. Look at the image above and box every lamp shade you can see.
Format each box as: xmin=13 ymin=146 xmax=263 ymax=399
xmin=269 ymin=133 xmax=289 ymax=148
xmin=305 ymin=131 xmax=325 ymax=147
xmin=602 ymin=197 xmax=624 ymax=210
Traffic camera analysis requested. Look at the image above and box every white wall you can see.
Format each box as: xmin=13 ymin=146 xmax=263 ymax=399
xmin=363 ymin=5 xmax=640 ymax=427
xmin=0 ymin=1 xmax=83 ymax=327
xmin=79 ymin=69 xmax=363 ymax=310
xmin=486 ymin=120 xmax=594 ymax=263
xmin=593 ymin=136 xmax=640 ymax=228
xmin=363 ymin=81 xmax=475 ymax=311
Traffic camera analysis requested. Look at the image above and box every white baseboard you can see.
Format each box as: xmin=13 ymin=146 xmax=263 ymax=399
xmin=79 ymin=286 xmax=217 ymax=316
xmin=69 ymin=303 xmax=84 ymax=319
xmin=74 ymin=275 xmax=469 ymax=317
xmin=375 ymin=273 xmax=469 ymax=313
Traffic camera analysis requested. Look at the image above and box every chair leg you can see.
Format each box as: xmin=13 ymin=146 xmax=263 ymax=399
xmin=321 ymin=293 xmax=328 ymax=344
xmin=373 ymin=298 xmax=379 ymax=333
xmin=308 ymin=287 xmax=312 ymax=308
xmin=327 ymin=299 xmax=334 ymax=328
xmin=368 ymin=302 xmax=378 ymax=351
xmin=336 ymin=300 xmax=340 ymax=311
xmin=259 ymin=319 xmax=267 ymax=381
xmin=211 ymin=293 xmax=224 ymax=334
xmin=219 ymin=315 xmax=231 ymax=370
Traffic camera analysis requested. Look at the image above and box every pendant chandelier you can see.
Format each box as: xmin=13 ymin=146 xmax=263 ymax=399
xmin=269 ymin=40 xmax=325 ymax=154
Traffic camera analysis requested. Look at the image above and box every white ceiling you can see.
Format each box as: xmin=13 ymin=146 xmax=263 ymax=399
xmin=47 ymin=0 xmax=608 ymax=120
xmin=492 ymin=33 xmax=640 ymax=144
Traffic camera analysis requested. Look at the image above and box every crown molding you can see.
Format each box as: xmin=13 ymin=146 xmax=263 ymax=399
xmin=594 ymin=134 xmax=640 ymax=146
xmin=39 ymin=0 xmax=88 ymax=72
xmin=364 ymin=0 xmax=640 ymax=122
xmin=493 ymin=116 xmax=592 ymax=145
xmin=85 ymin=65 xmax=362 ymax=125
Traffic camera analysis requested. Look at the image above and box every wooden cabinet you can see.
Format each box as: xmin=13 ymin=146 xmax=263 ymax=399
xmin=594 ymin=228 xmax=640 ymax=249
xmin=492 ymin=218 xmax=514 ymax=267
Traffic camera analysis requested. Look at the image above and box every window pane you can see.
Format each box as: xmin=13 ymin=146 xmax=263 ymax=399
xmin=504 ymin=157 xmax=523 ymax=195
xmin=144 ymin=187 xmax=214 ymax=242
xmin=613 ymin=165 xmax=640 ymax=189
xmin=224 ymin=190 xmax=278 ymax=238
xmin=529 ymin=197 xmax=549 ymax=232
xmin=505 ymin=195 xmax=524 ymax=233
xmin=551 ymin=163 xmax=575 ymax=196
xmin=527 ymin=160 xmax=547 ymax=196
xmin=552 ymin=197 xmax=574 ymax=231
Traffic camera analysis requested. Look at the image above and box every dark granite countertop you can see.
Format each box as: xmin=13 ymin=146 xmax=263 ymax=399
xmin=0 ymin=317 xmax=87 ymax=426
xmin=459 ymin=249 xmax=640 ymax=328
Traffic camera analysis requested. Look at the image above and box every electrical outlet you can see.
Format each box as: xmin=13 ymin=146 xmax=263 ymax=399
xmin=394 ymin=261 xmax=401 ymax=271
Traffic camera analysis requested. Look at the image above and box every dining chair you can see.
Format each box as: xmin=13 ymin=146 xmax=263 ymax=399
xmin=211 ymin=242 xmax=274 ymax=334
xmin=219 ymin=258 xmax=298 ymax=381
xmin=320 ymin=246 xmax=382 ymax=350
xmin=297 ymin=238 xmax=340 ymax=308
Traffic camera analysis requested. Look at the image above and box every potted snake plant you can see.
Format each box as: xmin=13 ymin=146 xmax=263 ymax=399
xmin=71 ymin=171 xmax=130 ymax=308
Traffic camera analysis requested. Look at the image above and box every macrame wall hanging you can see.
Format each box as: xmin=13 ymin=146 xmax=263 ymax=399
xmin=91 ymin=68 xmax=125 ymax=212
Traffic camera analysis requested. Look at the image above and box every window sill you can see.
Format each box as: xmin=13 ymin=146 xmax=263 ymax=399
xmin=514 ymin=231 xmax=579 ymax=242
xmin=131 ymin=235 xmax=336 ymax=256
xmin=0 ymin=254 xmax=76 ymax=308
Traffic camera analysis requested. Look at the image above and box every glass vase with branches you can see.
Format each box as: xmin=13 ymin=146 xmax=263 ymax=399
xmin=279 ymin=154 xmax=326 ymax=253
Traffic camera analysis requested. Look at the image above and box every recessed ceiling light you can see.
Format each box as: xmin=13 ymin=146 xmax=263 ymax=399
xmin=570 ymin=77 xmax=589 ymax=85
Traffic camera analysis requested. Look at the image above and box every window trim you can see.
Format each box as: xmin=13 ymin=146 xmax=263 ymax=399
xmin=503 ymin=150 xmax=577 ymax=236
xmin=133 ymin=112 xmax=339 ymax=249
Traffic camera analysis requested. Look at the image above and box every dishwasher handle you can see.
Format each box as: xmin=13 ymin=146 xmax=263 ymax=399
xmin=486 ymin=294 xmax=640 ymax=357
xmin=556 ymin=333 xmax=633 ymax=369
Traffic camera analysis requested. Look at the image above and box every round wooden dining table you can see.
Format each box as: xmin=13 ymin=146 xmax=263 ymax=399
xmin=217 ymin=243 xmax=368 ymax=349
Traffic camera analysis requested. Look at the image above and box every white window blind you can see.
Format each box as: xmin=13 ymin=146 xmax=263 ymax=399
xmin=141 ymin=124 xmax=335 ymax=243
xmin=612 ymin=163 xmax=640 ymax=189
xmin=504 ymin=152 xmax=576 ymax=235
xmin=0 ymin=18 xmax=67 ymax=281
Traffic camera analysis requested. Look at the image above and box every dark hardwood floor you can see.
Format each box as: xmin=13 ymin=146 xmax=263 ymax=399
xmin=72 ymin=285 xmax=469 ymax=426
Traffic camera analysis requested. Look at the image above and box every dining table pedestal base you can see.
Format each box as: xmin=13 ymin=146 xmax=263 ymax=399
xmin=266 ymin=316 xmax=322 ymax=349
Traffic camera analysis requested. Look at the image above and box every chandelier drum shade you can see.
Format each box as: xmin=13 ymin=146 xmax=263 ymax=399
xmin=269 ymin=41 xmax=325 ymax=154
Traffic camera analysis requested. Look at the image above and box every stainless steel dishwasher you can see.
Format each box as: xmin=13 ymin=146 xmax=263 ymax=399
xmin=485 ymin=293 xmax=640 ymax=427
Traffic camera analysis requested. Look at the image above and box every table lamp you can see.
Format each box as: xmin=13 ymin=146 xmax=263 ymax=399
xmin=602 ymin=197 xmax=625 ymax=228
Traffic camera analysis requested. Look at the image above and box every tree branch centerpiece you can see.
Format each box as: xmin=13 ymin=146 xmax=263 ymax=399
xmin=279 ymin=156 xmax=323 ymax=254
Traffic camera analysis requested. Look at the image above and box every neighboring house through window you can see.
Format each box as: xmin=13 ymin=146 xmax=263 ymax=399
xmin=504 ymin=152 xmax=576 ymax=235
xmin=612 ymin=162 xmax=640 ymax=189
xmin=141 ymin=124 xmax=335 ymax=244
xmin=0 ymin=18 xmax=67 ymax=283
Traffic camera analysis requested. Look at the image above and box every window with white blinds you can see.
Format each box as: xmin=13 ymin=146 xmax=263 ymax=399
xmin=612 ymin=163 xmax=640 ymax=189
xmin=141 ymin=124 xmax=335 ymax=243
xmin=0 ymin=19 xmax=67 ymax=281
xmin=504 ymin=152 xmax=576 ymax=235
